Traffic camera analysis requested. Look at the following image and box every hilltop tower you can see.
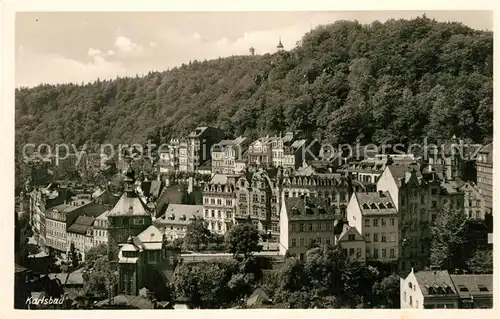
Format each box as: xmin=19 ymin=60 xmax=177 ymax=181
xmin=277 ymin=37 xmax=284 ymax=52
xmin=249 ymin=46 xmax=255 ymax=56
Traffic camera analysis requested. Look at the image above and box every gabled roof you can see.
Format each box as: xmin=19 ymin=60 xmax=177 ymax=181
xmin=450 ymin=274 xmax=493 ymax=297
xmin=355 ymin=191 xmax=397 ymax=216
xmin=156 ymin=204 xmax=203 ymax=226
xmin=414 ymin=270 xmax=458 ymax=296
xmin=108 ymin=193 xmax=150 ymax=217
xmin=211 ymin=174 xmax=229 ymax=185
xmin=337 ymin=225 xmax=364 ymax=242
xmin=284 ymin=197 xmax=339 ymax=221
xmin=134 ymin=225 xmax=163 ymax=246
xmin=66 ymin=215 xmax=95 ymax=235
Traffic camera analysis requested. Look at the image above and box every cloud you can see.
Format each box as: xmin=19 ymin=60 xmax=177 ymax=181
xmin=87 ymin=48 xmax=102 ymax=56
xmin=114 ymin=36 xmax=144 ymax=54
xmin=107 ymin=50 xmax=115 ymax=56
xmin=16 ymin=51 xmax=130 ymax=87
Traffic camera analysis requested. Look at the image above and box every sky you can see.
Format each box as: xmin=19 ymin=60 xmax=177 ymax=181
xmin=15 ymin=11 xmax=493 ymax=88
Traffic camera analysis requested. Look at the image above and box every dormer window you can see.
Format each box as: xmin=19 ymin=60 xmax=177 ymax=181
xmin=378 ymin=203 xmax=386 ymax=209
xmin=170 ymin=214 xmax=175 ymax=220
xmin=386 ymin=202 xmax=393 ymax=208
xmin=457 ymin=285 xmax=469 ymax=292
xmin=370 ymin=203 xmax=378 ymax=209
xmin=478 ymin=285 xmax=489 ymax=292
xmin=362 ymin=203 xmax=370 ymax=209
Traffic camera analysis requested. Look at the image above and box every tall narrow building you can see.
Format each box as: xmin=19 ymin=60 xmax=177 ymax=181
xmin=107 ymin=164 xmax=152 ymax=261
xmin=277 ymin=37 xmax=284 ymax=52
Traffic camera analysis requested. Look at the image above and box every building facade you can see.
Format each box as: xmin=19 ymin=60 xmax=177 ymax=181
xmin=476 ymin=143 xmax=492 ymax=215
xmin=107 ymin=165 xmax=153 ymax=261
xmin=346 ymin=191 xmax=399 ymax=263
xmin=279 ymin=196 xmax=344 ymax=260
xmin=203 ymin=175 xmax=236 ymax=234
xmin=155 ymin=204 xmax=203 ymax=240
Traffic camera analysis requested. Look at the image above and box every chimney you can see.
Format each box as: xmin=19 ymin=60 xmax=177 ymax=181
xmin=378 ymin=190 xmax=384 ymax=197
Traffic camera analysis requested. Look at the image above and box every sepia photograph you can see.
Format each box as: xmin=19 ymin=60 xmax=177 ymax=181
xmin=8 ymin=7 xmax=494 ymax=312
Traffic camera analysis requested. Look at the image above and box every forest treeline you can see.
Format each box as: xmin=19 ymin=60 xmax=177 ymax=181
xmin=15 ymin=16 xmax=493 ymax=153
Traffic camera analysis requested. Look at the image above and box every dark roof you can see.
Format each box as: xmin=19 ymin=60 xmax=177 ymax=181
xmin=284 ymin=197 xmax=339 ymax=221
xmin=67 ymin=215 xmax=95 ymax=234
xmin=355 ymin=192 xmax=397 ymax=216
xmin=450 ymin=274 xmax=493 ymax=298
xmin=414 ymin=270 xmax=458 ymax=296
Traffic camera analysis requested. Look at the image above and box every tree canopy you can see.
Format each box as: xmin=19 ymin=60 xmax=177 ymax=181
xmin=15 ymin=17 xmax=492 ymax=154
xmin=224 ymin=222 xmax=261 ymax=257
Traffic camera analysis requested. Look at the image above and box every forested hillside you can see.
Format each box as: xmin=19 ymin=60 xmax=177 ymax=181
xmin=15 ymin=16 xmax=493 ymax=150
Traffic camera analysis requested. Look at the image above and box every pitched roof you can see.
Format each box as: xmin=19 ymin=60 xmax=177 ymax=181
xmin=156 ymin=204 xmax=203 ymax=225
xmin=134 ymin=225 xmax=163 ymax=245
xmin=284 ymin=197 xmax=339 ymax=221
xmin=95 ymin=210 xmax=110 ymax=220
xmin=414 ymin=270 xmax=458 ymax=296
xmin=450 ymin=274 xmax=493 ymax=297
xmin=355 ymin=192 xmax=397 ymax=216
xmin=67 ymin=215 xmax=95 ymax=235
xmin=337 ymin=225 xmax=364 ymax=242
xmin=211 ymin=174 xmax=229 ymax=185
xmin=108 ymin=193 xmax=150 ymax=217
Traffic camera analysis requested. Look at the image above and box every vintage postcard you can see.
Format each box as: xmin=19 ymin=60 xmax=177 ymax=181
xmin=2 ymin=1 xmax=498 ymax=317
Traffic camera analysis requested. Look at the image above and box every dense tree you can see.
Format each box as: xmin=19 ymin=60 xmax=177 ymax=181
xmin=171 ymin=259 xmax=255 ymax=309
xmin=82 ymin=243 xmax=118 ymax=297
xmin=372 ymin=274 xmax=400 ymax=308
xmin=182 ymin=219 xmax=213 ymax=251
xmin=224 ymin=222 xmax=261 ymax=257
xmin=430 ymin=202 xmax=468 ymax=270
xmin=15 ymin=17 xmax=492 ymax=154
xmin=466 ymin=249 xmax=493 ymax=274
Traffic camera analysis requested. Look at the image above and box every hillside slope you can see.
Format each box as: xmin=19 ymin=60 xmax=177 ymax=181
xmin=15 ymin=16 xmax=493 ymax=151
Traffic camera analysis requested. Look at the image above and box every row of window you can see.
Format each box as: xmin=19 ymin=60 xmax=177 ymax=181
xmin=342 ymin=247 xmax=363 ymax=258
xmin=364 ymin=218 xmax=395 ymax=227
xmin=367 ymin=248 xmax=395 ymax=259
xmin=291 ymin=222 xmax=333 ymax=232
xmin=204 ymin=198 xmax=234 ymax=206
xmin=47 ymin=230 xmax=66 ymax=238
xmin=364 ymin=232 xmax=397 ymax=243
xmin=205 ymin=209 xmax=233 ymax=219
xmin=290 ymin=236 xmax=333 ymax=248
xmin=46 ymin=220 xmax=65 ymax=229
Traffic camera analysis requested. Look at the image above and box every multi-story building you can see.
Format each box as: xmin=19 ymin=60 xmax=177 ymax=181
xmin=93 ymin=210 xmax=110 ymax=246
xmin=117 ymin=225 xmax=168 ymax=296
xmin=346 ymin=191 xmax=399 ymax=263
xmin=460 ymin=182 xmax=485 ymax=220
xmin=235 ymin=168 xmax=279 ymax=238
xmin=376 ymin=163 xmax=464 ymax=271
xmin=107 ymin=165 xmax=153 ymax=261
xmin=46 ymin=201 xmax=109 ymax=258
xmin=400 ymin=269 xmax=493 ymax=309
xmin=450 ymin=274 xmax=493 ymax=308
xmin=282 ymin=139 xmax=321 ymax=170
xmin=476 ymin=143 xmax=492 ymax=215
xmin=279 ymin=196 xmax=344 ymax=260
xmin=341 ymin=154 xmax=417 ymax=191
xmin=336 ymin=224 xmax=367 ymax=261
xmin=155 ymin=204 xmax=203 ymax=240
xmin=211 ymin=140 xmax=233 ymax=174
xmin=66 ymin=215 xmax=95 ymax=261
xmin=247 ymin=136 xmax=275 ymax=167
xmin=45 ymin=204 xmax=82 ymax=256
xmin=271 ymin=132 xmax=295 ymax=167
xmin=202 ymin=174 xmax=236 ymax=234
xmin=281 ymin=164 xmax=364 ymax=219
xmin=178 ymin=142 xmax=189 ymax=172
xmin=187 ymin=126 xmax=226 ymax=172
xmin=400 ymin=269 xmax=459 ymax=309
